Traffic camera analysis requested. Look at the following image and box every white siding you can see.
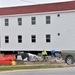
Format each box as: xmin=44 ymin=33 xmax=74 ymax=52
xmin=0 ymin=11 xmax=75 ymax=51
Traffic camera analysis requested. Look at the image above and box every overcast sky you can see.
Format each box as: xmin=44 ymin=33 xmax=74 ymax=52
xmin=0 ymin=0 xmax=73 ymax=8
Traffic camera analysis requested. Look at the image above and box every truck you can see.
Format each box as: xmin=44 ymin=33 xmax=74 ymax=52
xmin=61 ymin=50 xmax=75 ymax=65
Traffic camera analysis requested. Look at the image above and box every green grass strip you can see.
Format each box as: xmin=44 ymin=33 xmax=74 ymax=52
xmin=0 ymin=64 xmax=66 ymax=71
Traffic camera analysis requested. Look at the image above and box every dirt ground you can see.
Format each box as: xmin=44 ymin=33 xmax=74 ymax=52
xmin=16 ymin=58 xmax=69 ymax=67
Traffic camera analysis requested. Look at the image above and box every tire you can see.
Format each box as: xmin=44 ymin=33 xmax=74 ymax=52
xmin=65 ymin=56 xmax=74 ymax=65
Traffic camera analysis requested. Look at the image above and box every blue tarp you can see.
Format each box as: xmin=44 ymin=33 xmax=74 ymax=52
xmin=51 ymin=50 xmax=57 ymax=54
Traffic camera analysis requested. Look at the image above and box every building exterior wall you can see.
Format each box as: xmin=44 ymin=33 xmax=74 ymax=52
xmin=0 ymin=10 xmax=75 ymax=51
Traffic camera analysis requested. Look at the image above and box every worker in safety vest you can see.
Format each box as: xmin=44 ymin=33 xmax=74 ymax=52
xmin=42 ymin=50 xmax=47 ymax=61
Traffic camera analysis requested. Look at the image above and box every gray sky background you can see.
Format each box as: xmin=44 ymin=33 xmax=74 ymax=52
xmin=0 ymin=0 xmax=73 ymax=8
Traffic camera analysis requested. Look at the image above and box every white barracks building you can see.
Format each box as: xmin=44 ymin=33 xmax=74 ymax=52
xmin=0 ymin=1 xmax=75 ymax=53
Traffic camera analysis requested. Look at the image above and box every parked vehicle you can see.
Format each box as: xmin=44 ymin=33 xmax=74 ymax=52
xmin=61 ymin=50 xmax=75 ymax=65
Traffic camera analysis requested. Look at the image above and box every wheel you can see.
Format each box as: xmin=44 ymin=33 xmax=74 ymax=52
xmin=65 ymin=56 xmax=74 ymax=65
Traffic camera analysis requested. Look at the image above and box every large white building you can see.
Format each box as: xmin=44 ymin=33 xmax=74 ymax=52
xmin=0 ymin=1 xmax=75 ymax=53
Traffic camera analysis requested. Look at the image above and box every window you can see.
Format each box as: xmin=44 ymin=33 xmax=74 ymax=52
xmin=46 ymin=34 xmax=51 ymax=42
xmin=18 ymin=18 xmax=22 ymax=25
xmin=31 ymin=17 xmax=36 ymax=25
xmin=31 ymin=35 xmax=36 ymax=43
xmin=5 ymin=19 xmax=9 ymax=26
xmin=5 ymin=36 xmax=9 ymax=43
xmin=46 ymin=16 xmax=50 ymax=24
xmin=58 ymin=33 xmax=60 ymax=36
xmin=18 ymin=35 xmax=22 ymax=43
xmin=57 ymin=14 xmax=60 ymax=17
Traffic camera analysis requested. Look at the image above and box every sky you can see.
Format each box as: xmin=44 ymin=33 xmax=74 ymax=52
xmin=0 ymin=0 xmax=73 ymax=8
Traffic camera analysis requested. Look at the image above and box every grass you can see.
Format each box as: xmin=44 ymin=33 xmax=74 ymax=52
xmin=0 ymin=64 xmax=67 ymax=71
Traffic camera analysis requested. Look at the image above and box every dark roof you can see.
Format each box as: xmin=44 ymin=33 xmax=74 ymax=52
xmin=0 ymin=1 xmax=75 ymax=15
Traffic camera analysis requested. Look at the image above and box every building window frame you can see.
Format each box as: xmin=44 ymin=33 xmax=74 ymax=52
xmin=18 ymin=35 xmax=22 ymax=43
xmin=46 ymin=34 xmax=51 ymax=42
xmin=18 ymin=18 xmax=22 ymax=25
xmin=5 ymin=19 xmax=9 ymax=26
xmin=31 ymin=35 xmax=36 ymax=43
xmin=46 ymin=16 xmax=50 ymax=24
xmin=5 ymin=36 xmax=9 ymax=43
xmin=31 ymin=17 xmax=36 ymax=25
